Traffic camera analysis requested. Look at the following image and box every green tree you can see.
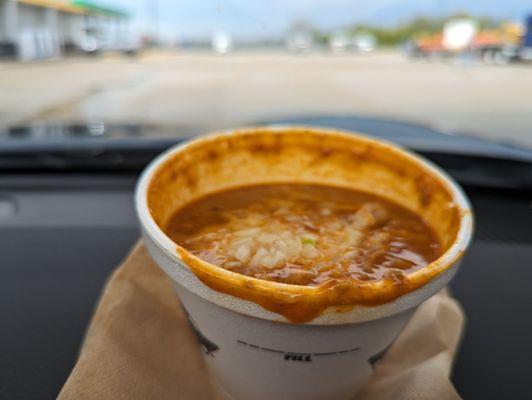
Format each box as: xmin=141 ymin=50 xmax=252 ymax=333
xmin=315 ymin=14 xmax=500 ymax=47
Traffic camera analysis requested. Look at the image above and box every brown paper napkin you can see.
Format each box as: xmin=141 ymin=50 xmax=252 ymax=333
xmin=59 ymin=243 xmax=464 ymax=400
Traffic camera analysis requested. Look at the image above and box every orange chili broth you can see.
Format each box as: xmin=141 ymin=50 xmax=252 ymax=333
xmin=147 ymin=127 xmax=467 ymax=323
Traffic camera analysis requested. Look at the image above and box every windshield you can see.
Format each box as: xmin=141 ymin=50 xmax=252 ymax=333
xmin=1 ymin=0 xmax=531 ymax=151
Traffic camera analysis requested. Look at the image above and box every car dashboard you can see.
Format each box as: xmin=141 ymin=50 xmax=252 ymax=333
xmin=2 ymin=118 xmax=532 ymax=399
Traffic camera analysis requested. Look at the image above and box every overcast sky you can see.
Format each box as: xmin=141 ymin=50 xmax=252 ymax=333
xmin=109 ymin=0 xmax=531 ymax=40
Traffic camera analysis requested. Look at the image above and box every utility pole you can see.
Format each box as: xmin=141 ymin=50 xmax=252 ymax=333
xmin=149 ymin=0 xmax=159 ymax=45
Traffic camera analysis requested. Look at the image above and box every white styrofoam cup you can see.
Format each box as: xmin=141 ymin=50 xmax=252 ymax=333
xmin=136 ymin=127 xmax=473 ymax=400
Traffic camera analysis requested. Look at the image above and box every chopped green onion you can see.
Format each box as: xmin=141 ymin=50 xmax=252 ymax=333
xmin=301 ymin=237 xmax=317 ymax=245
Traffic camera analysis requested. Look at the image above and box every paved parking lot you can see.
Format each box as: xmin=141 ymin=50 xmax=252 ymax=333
xmin=1 ymin=50 xmax=531 ymax=147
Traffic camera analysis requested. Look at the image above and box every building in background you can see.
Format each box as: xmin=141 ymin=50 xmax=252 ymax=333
xmin=0 ymin=0 xmax=132 ymax=60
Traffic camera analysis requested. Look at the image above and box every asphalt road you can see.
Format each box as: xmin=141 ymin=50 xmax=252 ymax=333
xmin=1 ymin=50 xmax=531 ymax=147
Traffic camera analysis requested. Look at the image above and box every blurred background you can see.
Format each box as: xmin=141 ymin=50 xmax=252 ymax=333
xmin=0 ymin=0 xmax=531 ymax=148
xmin=3 ymin=3 xmax=532 ymax=399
